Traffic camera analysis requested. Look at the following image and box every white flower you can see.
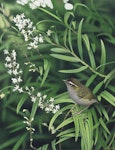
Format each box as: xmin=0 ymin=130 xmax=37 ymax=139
xmin=7 ymin=70 xmax=12 ymax=75
xmin=38 ymin=35 xmax=44 ymax=43
xmin=31 ymin=96 xmax=37 ymax=103
xmin=13 ymin=85 xmax=20 ymax=91
xmin=4 ymin=49 xmax=9 ymax=55
xmin=64 ymin=3 xmax=73 ymax=10
xmin=11 ymin=78 xmax=18 ymax=84
xmin=37 ymin=92 xmax=41 ymax=97
xmin=17 ymin=76 xmax=22 ymax=82
xmin=12 ymin=50 xmax=16 ymax=58
xmin=17 ymin=0 xmax=28 ymax=5
xmin=43 ymin=95 xmax=47 ymax=99
xmin=18 ymin=87 xmax=23 ymax=93
xmin=5 ymin=56 xmax=11 ymax=62
xmin=49 ymin=97 xmax=54 ymax=102
xmin=47 ymin=30 xmax=52 ymax=36
xmin=13 ymin=69 xmax=18 ymax=75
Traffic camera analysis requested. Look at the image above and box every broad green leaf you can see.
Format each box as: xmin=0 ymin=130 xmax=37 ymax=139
xmin=101 ymin=90 xmax=115 ymax=106
xmin=77 ymin=18 xmax=84 ymax=59
xmin=50 ymin=54 xmax=80 ymax=62
xmin=59 ymin=66 xmax=88 ymax=73
xmin=82 ymin=34 xmax=96 ymax=69
xmin=100 ymin=40 xmax=106 ymax=73
xmin=51 ymin=47 xmax=69 ymax=53
xmin=17 ymin=95 xmax=28 ymax=114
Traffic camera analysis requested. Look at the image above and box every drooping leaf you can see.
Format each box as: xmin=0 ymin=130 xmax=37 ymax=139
xmin=59 ymin=66 xmax=88 ymax=73
xmin=77 ymin=18 xmax=84 ymax=59
xmin=50 ymin=54 xmax=80 ymax=62
xmin=100 ymin=40 xmax=106 ymax=73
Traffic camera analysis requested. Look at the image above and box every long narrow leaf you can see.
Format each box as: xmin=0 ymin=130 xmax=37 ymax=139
xmin=59 ymin=66 xmax=88 ymax=73
xmin=12 ymin=133 xmax=27 ymax=150
xmin=17 ymin=95 xmax=28 ymax=114
xmin=51 ymin=47 xmax=69 ymax=53
xmin=49 ymin=104 xmax=73 ymax=131
xmin=100 ymin=40 xmax=106 ymax=73
xmin=77 ymin=18 xmax=84 ymax=59
xmin=82 ymin=34 xmax=96 ymax=69
xmin=101 ymin=90 xmax=115 ymax=106
xmin=50 ymin=54 xmax=80 ymax=62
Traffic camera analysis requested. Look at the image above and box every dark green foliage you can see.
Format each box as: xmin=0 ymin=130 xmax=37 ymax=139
xmin=0 ymin=0 xmax=115 ymax=150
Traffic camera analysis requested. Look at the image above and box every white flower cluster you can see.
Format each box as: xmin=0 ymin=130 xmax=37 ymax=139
xmin=4 ymin=49 xmax=23 ymax=93
xmin=16 ymin=0 xmax=73 ymax=10
xmin=16 ymin=0 xmax=53 ymax=9
xmin=25 ymin=86 xmax=60 ymax=113
xmin=4 ymin=49 xmax=60 ymax=114
xmin=13 ymin=13 xmax=44 ymax=50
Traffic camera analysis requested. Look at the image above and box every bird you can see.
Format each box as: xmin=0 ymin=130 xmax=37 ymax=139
xmin=63 ymin=78 xmax=97 ymax=106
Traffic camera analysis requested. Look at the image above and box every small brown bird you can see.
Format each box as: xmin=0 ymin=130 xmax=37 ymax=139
xmin=63 ymin=78 xmax=97 ymax=106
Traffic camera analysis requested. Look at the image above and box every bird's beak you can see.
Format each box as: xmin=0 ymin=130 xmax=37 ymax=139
xmin=63 ymin=79 xmax=67 ymax=83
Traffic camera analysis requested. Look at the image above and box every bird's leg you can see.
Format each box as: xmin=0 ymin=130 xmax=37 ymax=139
xmin=72 ymin=105 xmax=90 ymax=116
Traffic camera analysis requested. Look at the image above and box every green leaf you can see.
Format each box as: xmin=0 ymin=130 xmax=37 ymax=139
xmin=68 ymin=23 xmax=74 ymax=51
xmin=55 ymin=117 xmax=73 ymax=131
xmin=82 ymin=34 xmax=96 ymax=69
xmin=51 ymin=140 xmax=57 ymax=150
xmin=86 ymin=74 xmax=97 ymax=87
xmin=56 ymin=135 xmax=75 ymax=144
xmin=51 ymin=47 xmax=69 ymax=53
xmin=72 ymin=114 xmax=80 ymax=141
xmin=101 ymin=90 xmax=115 ymax=106
xmin=49 ymin=104 xmax=73 ymax=131
xmin=50 ymin=54 xmax=80 ymax=62
xmin=59 ymin=66 xmax=88 ymax=73
xmin=0 ymin=136 xmax=20 ymax=149
xmin=12 ymin=133 xmax=27 ymax=150
xmin=63 ymin=29 xmax=68 ymax=47
xmin=16 ymin=95 xmax=28 ymax=114
xmin=77 ymin=18 xmax=84 ymax=59
xmin=74 ymin=3 xmax=90 ymax=12
xmin=100 ymin=40 xmax=106 ymax=73
xmin=30 ymin=98 xmax=39 ymax=121
xmin=104 ymin=69 xmax=115 ymax=87
xmin=38 ymin=8 xmax=62 ymax=22
xmin=64 ymin=12 xmax=74 ymax=27
xmin=41 ymin=59 xmax=50 ymax=86
xmin=93 ymin=81 xmax=104 ymax=94
xmin=57 ymin=128 xmax=75 ymax=137
xmin=99 ymin=118 xmax=110 ymax=134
